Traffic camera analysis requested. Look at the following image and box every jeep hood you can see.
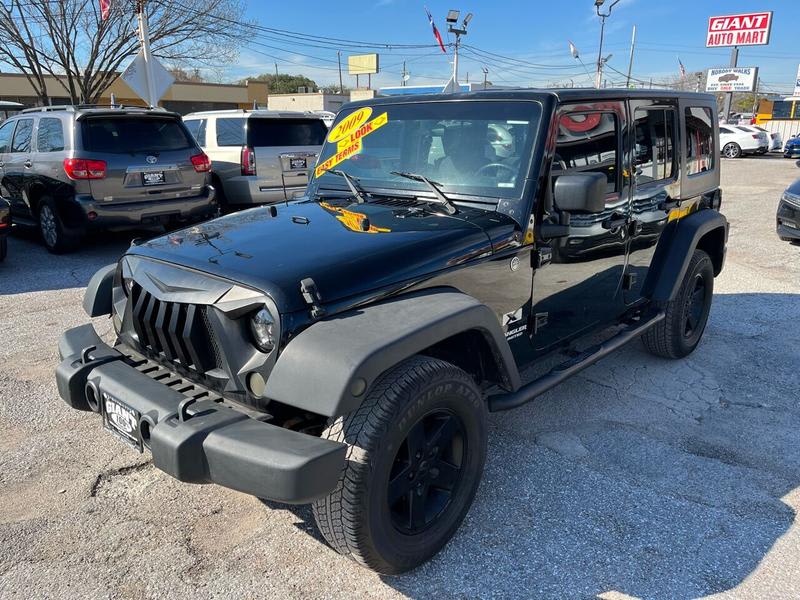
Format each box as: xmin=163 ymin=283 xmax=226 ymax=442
xmin=128 ymin=199 xmax=518 ymax=313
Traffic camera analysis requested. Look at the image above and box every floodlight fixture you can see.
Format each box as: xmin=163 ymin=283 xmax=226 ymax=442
xmin=463 ymin=12 xmax=473 ymax=27
xmin=446 ymin=9 xmax=460 ymax=23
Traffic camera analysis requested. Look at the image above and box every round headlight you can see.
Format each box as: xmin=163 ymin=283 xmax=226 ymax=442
xmin=250 ymin=307 xmax=276 ymax=353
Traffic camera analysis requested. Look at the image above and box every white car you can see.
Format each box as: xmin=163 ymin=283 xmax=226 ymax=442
xmin=719 ymin=124 xmax=768 ymax=158
xmin=750 ymin=126 xmax=783 ymax=152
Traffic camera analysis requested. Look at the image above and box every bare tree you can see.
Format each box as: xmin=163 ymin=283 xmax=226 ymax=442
xmin=0 ymin=0 xmax=248 ymax=105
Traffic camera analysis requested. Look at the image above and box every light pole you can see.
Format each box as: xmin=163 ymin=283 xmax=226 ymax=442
xmin=482 ymin=66 xmax=489 ymax=89
xmin=594 ymin=0 xmax=621 ymax=88
xmin=443 ymin=10 xmax=473 ymax=93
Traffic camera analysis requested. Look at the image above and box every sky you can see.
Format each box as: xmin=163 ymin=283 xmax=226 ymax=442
xmin=227 ymin=1 xmax=799 ymax=96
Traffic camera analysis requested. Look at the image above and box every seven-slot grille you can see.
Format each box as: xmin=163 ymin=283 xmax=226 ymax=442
xmin=129 ymin=281 xmax=217 ymax=373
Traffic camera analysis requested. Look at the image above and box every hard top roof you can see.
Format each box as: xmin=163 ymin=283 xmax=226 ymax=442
xmin=346 ymin=87 xmax=716 ymax=110
xmin=183 ymin=108 xmax=325 ymax=119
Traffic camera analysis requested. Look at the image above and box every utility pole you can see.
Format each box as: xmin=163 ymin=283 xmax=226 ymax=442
xmin=401 ymin=61 xmax=407 ymax=86
xmin=722 ymin=46 xmax=738 ymax=122
xmin=482 ymin=66 xmax=489 ymax=90
xmin=135 ymin=0 xmax=157 ymax=107
xmin=594 ymin=0 xmax=621 ymax=89
xmin=274 ymin=63 xmax=278 ymax=77
xmin=337 ymin=52 xmax=344 ymax=93
xmin=625 ymin=25 xmax=636 ymax=88
xmin=443 ymin=10 xmax=473 ymax=93
xmin=696 ymin=72 xmax=702 ymax=93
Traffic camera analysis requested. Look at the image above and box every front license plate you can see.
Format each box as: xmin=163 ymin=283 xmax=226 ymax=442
xmin=102 ymin=393 xmax=143 ymax=452
xmin=142 ymin=171 xmax=166 ymax=186
xmin=290 ymin=157 xmax=307 ymax=169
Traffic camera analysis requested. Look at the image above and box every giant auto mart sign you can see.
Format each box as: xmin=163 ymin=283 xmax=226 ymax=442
xmin=706 ymin=12 xmax=773 ymax=48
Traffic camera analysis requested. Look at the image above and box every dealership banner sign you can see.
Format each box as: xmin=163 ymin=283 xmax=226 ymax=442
xmin=706 ymin=12 xmax=772 ymax=47
xmin=706 ymin=67 xmax=759 ymax=93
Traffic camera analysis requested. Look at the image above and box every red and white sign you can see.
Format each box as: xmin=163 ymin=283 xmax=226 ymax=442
xmin=706 ymin=12 xmax=773 ymax=48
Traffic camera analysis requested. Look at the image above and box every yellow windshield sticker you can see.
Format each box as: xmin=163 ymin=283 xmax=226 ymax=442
xmin=319 ymin=201 xmax=391 ymax=234
xmin=327 ymin=107 xmax=373 ymax=143
xmin=336 ymin=111 xmax=389 ymax=152
xmin=315 ymin=138 xmax=363 ymax=178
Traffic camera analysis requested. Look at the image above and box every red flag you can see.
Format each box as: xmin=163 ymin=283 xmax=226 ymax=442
xmin=99 ymin=0 xmax=111 ymax=20
xmin=425 ymin=7 xmax=447 ymax=53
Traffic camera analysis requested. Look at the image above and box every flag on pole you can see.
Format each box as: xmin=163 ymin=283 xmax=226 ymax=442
xmin=678 ymin=57 xmax=686 ymax=78
xmin=99 ymin=0 xmax=111 ymax=20
xmin=425 ymin=7 xmax=447 ymax=54
xmin=568 ymin=40 xmax=579 ymax=60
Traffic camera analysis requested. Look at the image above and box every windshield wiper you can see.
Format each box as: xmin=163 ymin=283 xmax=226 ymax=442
xmin=322 ymin=169 xmax=368 ymax=204
xmin=390 ymin=171 xmax=457 ymax=215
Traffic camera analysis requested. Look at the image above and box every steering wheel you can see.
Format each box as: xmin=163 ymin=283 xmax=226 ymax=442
xmin=476 ymin=163 xmax=516 ymax=178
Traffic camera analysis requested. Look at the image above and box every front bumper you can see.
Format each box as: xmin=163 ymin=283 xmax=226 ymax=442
xmin=784 ymin=148 xmax=800 ymax=158
xmin=55 ymin=324 xmax=346 ymax=504
xmin=73 ymin=186 xmax=217 ymax=229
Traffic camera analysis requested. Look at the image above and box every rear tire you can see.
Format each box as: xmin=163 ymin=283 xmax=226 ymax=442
xmin=312 ymin=355 xmax=487 ymax=575
xmin=722 ymin=142 xmax=742 ymax=159
xmin=642 ymin=249 xmax=714 ymax=359
xmin=38 ymin=197 xmax=79 ymax=254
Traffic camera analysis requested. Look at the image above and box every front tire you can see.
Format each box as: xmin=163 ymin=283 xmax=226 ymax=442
xmin=722 ymin=142 xmax=742 ymax=159
xmin=642 ymin=249 xmax=714 ymax=359
xmin=312 ymin=356 xmax=487 ymax=575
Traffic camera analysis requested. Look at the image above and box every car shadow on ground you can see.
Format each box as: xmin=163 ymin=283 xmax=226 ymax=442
xmin=259 ymin=292 xmax=799 ymax=599
xmin=0 ymin=227 xmax=152 ymax=295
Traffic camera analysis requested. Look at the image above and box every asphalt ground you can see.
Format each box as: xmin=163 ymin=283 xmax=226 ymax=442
xmin=1 ymin=155 xmax=799 ymax=599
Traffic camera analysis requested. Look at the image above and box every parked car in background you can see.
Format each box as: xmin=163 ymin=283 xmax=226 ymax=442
xmin=0 ymin=196 xmax=9 ymax=261
xmin=0 ymin=105 xmax=216 ymax=253
xmin=776 ymin=161 xmax=800 ymax=244
xmin=785 ymin=135 xmax=800 ymax=159
xmin=733 ymin=125 xmax=770 ymax=153
xmin=183 ymin=109 xmax=327 ymax=209
xmin=719 ymin=124 xmax=768 ymax=158
xmin=0 ymin=100 xmax=23 ymax=123
xmin=750 ymin=126 xmax=783 ymax=152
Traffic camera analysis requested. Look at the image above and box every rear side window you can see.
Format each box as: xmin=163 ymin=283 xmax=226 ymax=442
xmin=216 ymin=118 xmax=245 ymax=146
xmin=0 ymin=120 xmax=15 ymax=153
xmin=81 ymin=117 xmax=194 ymax=154
xmin=555 ymin=111 xmax=619 ymax=193
xmin=685 ymin=107 xmax=715 ymax=176
xmin=10 ymin=118 xmax=33 ymax=153
xmin=633 ymin=108 xmax=675 ymax=183
xmin=184 ymin=119 xmax=206 ymax=146
xmin=37 ymin=118 xmax=65 ymax=152
xmin=246 ymin=118 xmax=327 ymax=147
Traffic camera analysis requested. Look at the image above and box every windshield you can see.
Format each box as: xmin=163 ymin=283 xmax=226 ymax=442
xmin=81 ymin=116 xmax=194 ymax=154
xmin=310 ymin=100 xmax=542 ymax=202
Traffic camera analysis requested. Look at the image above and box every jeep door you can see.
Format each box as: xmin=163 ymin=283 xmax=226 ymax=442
xmin=624 ymin=99 xmax=679 ymax=303
xmin=3 ymin=117 xmax=34 ymax=216
xmin=532 ymin=101 xmax=630 ymax=351
xmin=0 ymin=119 xmax=16 ymax=201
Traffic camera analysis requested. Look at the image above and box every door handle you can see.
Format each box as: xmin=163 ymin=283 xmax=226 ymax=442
xmin=601 ymin=212 xmax=627 ymax=230
xmin=24 ymin=160 xmax=32 ymax=168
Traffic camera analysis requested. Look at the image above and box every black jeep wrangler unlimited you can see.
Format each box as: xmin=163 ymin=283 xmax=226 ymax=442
xmin=56 ymin=90 xmax=727 ymax=574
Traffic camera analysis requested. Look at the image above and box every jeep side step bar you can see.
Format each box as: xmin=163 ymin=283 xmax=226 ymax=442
xmin=488 ymin=310 xmax=666 ymax=412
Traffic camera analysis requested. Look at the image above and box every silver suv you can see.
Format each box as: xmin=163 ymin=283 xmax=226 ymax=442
xmin=182 ymin=109 xmax=327 ymax=207
xmin=0 ymin=105 xmax=216 ymax=253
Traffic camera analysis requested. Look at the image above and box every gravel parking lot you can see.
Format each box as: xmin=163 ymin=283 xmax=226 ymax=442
xmin=1 ymin=156 xmax=799 ymax=599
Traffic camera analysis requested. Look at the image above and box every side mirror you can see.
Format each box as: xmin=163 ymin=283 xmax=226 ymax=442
xmin=553 ymin=173 xmax=607 ymax=213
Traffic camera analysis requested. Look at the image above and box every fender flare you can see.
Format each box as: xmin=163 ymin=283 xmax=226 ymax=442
xmin=643 ymin=209 xmax=728 ymax=303
xmin=83 ymin=263 xmax=116 ymax=317
xmin=264 ymin=289 xmax=521 ymax=418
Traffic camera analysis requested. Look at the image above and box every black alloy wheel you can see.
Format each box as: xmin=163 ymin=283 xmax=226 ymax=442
xmin=388 ymin=409 xmax=466 ymax=535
